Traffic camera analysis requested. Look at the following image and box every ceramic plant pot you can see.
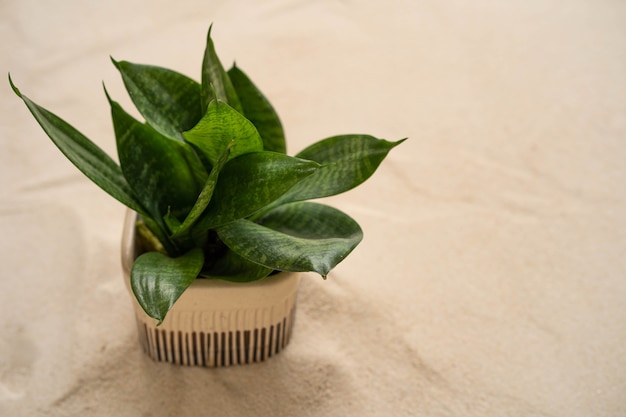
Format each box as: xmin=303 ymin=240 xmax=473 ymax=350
xmin=121 ymin=210 xmax=300 ymax=367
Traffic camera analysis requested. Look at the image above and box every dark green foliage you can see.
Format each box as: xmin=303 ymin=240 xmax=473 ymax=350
xmin=10 ymin=27 xmax=405 ymax=324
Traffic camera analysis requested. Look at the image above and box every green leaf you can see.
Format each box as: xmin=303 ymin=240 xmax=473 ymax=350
xmin=182 ymin=99 xmax=263 ymax=166
xmin=200 ymin=248 xmax=273 ymax=282
xmin=112 ymin=59 xmax=203 ymax=141
xmin=275 ymin=135 xmax=405 ymax=206
xmin=228 ymin=64 xmax=286 ymax=153
xmin=194 ymin=152 xmax=320 ymax=230
xmin=131 ymin=248 xmax=204 ymax=325
xmin=217 ymin=202 xmax=363 ymax=277
xmin=172 ymin=145 xmax=231 ymax=238
xmin=8 ymin=75 xmax=146 ymax=215
xmin=108 ymin=93 xmax=207 ymax=222
xmin=201 ymin=25 xmax=242 ymax=113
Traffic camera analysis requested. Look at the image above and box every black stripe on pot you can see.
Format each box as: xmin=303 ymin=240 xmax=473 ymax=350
xmin=191 ymin=332 xmax=198 ymax=366
xmin=236 ymin=331 xmax=242 ymax=365
xmin=184 ymin=332 xmax=189 ymax=366
xmin=220 ymin=332 xmax=225 ymax=366
xmin=168 ymin=331 xmax=174 ymax=364
xmin=154 ymin=328 xmax=160 ymax=361
xmin=268 ymin=326 xmax=274 ymax=359
xmin=165 ymin=330 xmax=171 ymax=363
xmin=260 ymin=328 xmax=267 ymax=361
xmin=244 ymin=330 xmax=251 ymax=364
xmin=200 ymin=332 xmax=206 ymax=366
xmin=281 ymin=317 xmax=287 ymax=349
xmin=177 ymin=331 xmax=183 ymax=365
xmin=165 ymin=330 xmax=170 ymax=362
xmin=227 ymin=331 xmax=232 ymax=365
xmin=183 ymin=332 xmax=187 ymax=365
xmin=169 ymin=330 xmax=175 ymax=364
xmin=209 ymin=333 xmax=219 ymax=366
xmin=275 ymin=322 xmax=282 ymax=355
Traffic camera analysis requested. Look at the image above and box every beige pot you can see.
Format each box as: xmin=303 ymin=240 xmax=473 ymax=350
xmin=121 ymin=210 xmax=300 ymax=367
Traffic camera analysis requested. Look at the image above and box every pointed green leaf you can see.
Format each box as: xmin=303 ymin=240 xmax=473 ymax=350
xmin=112 ymin=59 xmax=203 ymax=141
xmin=8 ymin=76 xmax=146 ymax=215
xmin=274 ymin=135 xmax=405 ymax=205
xmin=217 ymin=202 xmax=363 ymax=277
xmin=109 ymin=95 xmax=207 ymax=221
xmin=228 ymin=64 xmax=286 ymax=153
xmin=131 ymin=248 xmax=204 ymax=325
xmin=172 ymin=145 xmax=231 ymax=238
xmin=201 ymin=25 xmax=242 ymax=113
xmin=195 ymin=152 xmax=320 ymax=229
xmin=183 ymin=99 xmax=263 ymax=165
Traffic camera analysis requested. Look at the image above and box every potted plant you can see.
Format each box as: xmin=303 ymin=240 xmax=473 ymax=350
xmin=9 ymin=26 xmax=405 ymax=367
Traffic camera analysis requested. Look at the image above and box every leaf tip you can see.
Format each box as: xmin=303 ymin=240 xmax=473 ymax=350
xmin=102 ymin=82 xmax=111 ymax=101
xmin=7 ymin=73 xmax=22 ymax=97
xmin=110 ymin=56 xmax=121 ymax=69
xmin=391 ymin=137 xmax=408 ymax=148
xmin=102 ymin=83 xmax=117 ymax=109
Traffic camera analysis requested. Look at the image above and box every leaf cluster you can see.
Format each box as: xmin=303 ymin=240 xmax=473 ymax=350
xmin=9 ymin=26 xmax=404 ymax=324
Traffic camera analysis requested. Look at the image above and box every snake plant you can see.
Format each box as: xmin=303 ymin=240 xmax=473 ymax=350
xmin=9 ymin=26 xmax=405 ymax=324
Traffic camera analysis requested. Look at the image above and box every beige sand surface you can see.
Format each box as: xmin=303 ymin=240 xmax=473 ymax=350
xmin=1 ymin=1 xmax=625 ymax=416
